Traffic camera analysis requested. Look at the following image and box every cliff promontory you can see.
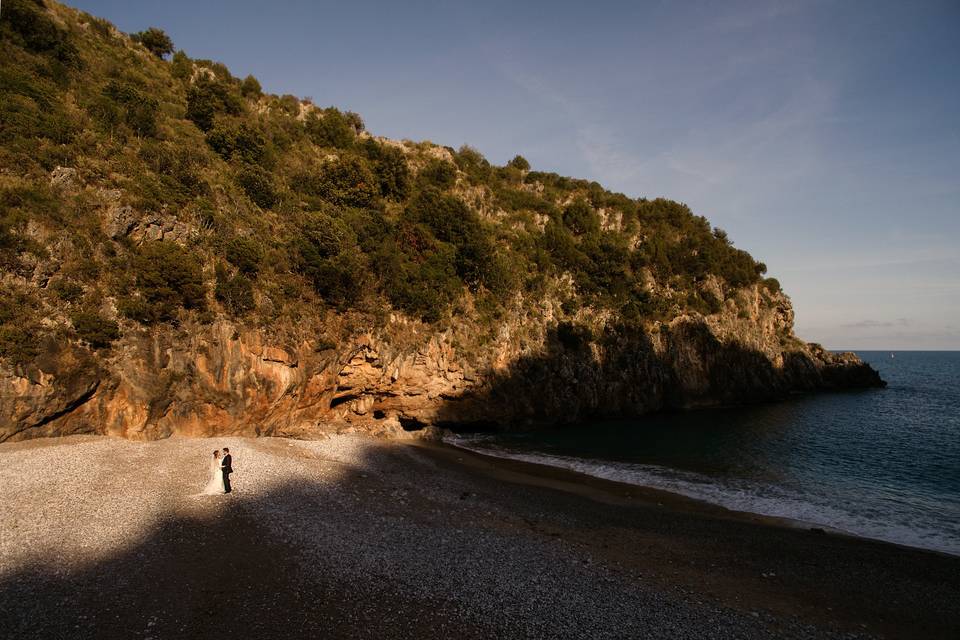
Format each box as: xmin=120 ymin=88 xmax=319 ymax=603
xmin=0 ymin=1 xmax=883 ymax=442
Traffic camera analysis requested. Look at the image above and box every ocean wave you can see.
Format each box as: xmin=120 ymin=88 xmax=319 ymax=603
xmin=446 ymin=435 xmax=960 ymax=557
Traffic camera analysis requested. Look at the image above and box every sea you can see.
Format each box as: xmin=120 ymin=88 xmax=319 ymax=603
xmin=448 ymin=351 xmax=960 ymax=556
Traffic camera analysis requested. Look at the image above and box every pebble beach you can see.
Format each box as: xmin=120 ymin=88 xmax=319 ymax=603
xmin=1 ymin=434 xmax=958 ymax=639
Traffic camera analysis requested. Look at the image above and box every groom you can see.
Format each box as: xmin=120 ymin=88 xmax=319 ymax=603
xmin=221 ymin=447 xmax=233 ymax=494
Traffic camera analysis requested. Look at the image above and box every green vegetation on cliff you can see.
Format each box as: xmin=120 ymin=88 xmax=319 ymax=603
xmin=0 ymin=0 xmax=778 ymax=366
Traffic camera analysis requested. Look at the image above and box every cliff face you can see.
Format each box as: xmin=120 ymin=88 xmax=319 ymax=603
xmin=0 ymin=281 xmax=883 ymax=443
xmin=0 ymin=0 xmax=884 ymax=443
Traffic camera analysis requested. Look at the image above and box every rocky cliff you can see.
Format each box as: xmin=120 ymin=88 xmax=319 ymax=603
xmin=0 ymin=279 xmax=883 ymax=443
xmin=0 ymin=0 xmax=883 ymax=443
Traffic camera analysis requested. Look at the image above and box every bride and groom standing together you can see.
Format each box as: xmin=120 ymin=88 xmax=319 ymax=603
xmin=203 ymin=448 xmax=234 ymax=494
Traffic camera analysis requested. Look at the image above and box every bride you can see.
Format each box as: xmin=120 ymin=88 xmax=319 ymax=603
xmin=202 ymin=449 xmax=225 ymax=495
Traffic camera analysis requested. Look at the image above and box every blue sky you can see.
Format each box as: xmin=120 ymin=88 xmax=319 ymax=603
xmin=72 ymin=0 xmax=960 ymax=349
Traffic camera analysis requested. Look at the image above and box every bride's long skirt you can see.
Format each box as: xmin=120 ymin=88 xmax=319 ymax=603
xmin=202 ymin=464 xmax=225 ymax=495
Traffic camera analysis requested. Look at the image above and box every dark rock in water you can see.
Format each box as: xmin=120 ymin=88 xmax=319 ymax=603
xmin=815 ymin=348 xmax=888 ymax=389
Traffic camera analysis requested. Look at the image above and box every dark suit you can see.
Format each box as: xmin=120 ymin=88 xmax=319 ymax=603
xmin=221 ymin=454 xmax=233 ymax=493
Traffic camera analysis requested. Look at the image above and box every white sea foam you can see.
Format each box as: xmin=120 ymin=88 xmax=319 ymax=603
xmin=446 ymin=435 xmax=960 ymax=557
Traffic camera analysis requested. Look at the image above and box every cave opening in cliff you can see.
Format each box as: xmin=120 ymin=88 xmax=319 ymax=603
xmin=373 ymin=410 xmax=386 ymax=420
xmin=329 ymin=394 xmax=360 ymax=409
xmin=398 ymin=416 xmax=429 ymax=431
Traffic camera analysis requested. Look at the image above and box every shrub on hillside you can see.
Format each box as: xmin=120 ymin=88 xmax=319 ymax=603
xmin=300 ymin=157 xmax=378 ymax=208
xmin=0 ymin=218 xmax=16 ymax=264
xmin=344 ymin=111 xmax=364 ymax=134
xmin=276 ymin=94 xmax=300 ymax=116
xmin=138 ymin=141 xmax=209 ymax=201
xmin=376 ymin=228 xmax=461 ymax=322
xmin=496 ymin=165 xmax=524 ymax=186
xmin=562 ymin=199 xmax=599 ymax=236
xmin=95 ymin=80 xmax=159 ymax=138
xmin=308 ymin=248 xmax=367 ymax=308
xmin=132 ymin=28 xmax=174 ymax=58
xmin=417 ymin=159 xmax=457 ymax=190
xmin=1 ymin=181 xmax=61 ymax=226
xmin=360 ymin=140 xmax=410 ymax=201
xmin=206 ymin=121 xmax=267 ymax=164
xmin=631 ymin=197 xmax=767 ymax=289
xmin=453 ymin=145 xmax=493 ymax=183
xmin=579 ymin=231 xmax=633 ymax=300
xmin=0 ymin=324 xmax=41 ymax=366
xmin=170 ymin=50 xmax=191 ymax=79
xmin=587 ymin=186 xmax=636 ymax=215
xmin=340 ymin=207 xmax=392 ymax=254
xmin=186 ymin=77 xmax=242 ymax=132
xmin=261 ymin=111 xmax=307 ymax=152
xmin=403 ymin=188 xmax=511 ymax=294
xmin=50 ymin=279 xmax=84 ymax=303
xmin=633 ymin=233 xmax=667 ymax=274
xmin=240 ymin=75 xmax=262 ymax=98
xmin=0 ymin=66 xmax=78 ymax=147
xmin=304 ymin=108 xmax=355 ymax=148
xmin=214 ymin=265 xmax=255 ymax=315
xmin=540 ymin=216 xmax=646 ymax=307
xmin=542 ymin=220 xmax=585 ymax=273
xmin=235 ymin=165 xmax=278 ymax=209
xmin=296 ymin=211 xmax=355 ymax=260
xmin=292 ymin=211 xmax=367 ymax=308
xmin=508 ymin=155 xmax=530 ymax=171
xmin=686 ymin=290 xmax=722 ymax=315
xmin=494 ymin=186 xmax=556 ymax=215
xmin=71 ymin=311 xmax=120 ymax=348
xmin=225 ymin=237 xmax=262 ymax=276
xmin=0 ymin=288 xmax=43 ymax=366
xmin=120 ymin=242 xmax=206 ymax=324
xmin=403 ymin=188 xmax=473 ymax=246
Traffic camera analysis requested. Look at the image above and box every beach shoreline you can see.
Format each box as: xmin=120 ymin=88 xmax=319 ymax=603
xmin=415 ymin=439 xmax=960 ymax=633
xmin=1 ymin=434 xmax=957 ymax=639
xmin=438 ymin=435 xmax=958 ymax=558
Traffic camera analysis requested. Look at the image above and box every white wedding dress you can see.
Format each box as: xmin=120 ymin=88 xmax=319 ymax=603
xmin=202 ymin=456 xmax=225 ymax=495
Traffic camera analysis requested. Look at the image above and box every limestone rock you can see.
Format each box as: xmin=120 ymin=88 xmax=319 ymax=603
xmin=49 ymin=166 xmax=78 ymax=192
xmin=131 ymin=214 xmax=195 ymax=244
xmin=105 ymin=205 xmax=139 ymax=239
xmin=0 ymin=282 xmax=884 ymax=443
xmin=261 ymin=346 xmax=296 ymax=366
xmin=102 ymin=199 xmax=195 ymax=244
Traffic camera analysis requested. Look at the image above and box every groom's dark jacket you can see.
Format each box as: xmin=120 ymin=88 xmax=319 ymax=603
xmin=222 ymin=454 xmax=233 ymax=474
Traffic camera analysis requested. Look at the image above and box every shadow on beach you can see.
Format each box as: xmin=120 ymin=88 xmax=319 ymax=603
xmin=0 ymin=444 xmax=503 ymax=640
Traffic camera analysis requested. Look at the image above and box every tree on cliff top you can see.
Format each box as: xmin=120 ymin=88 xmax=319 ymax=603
xmin=508 ymin=155 xmax=530 ymax=171
xmin=132 ymin=28 xmax=174 ymax=58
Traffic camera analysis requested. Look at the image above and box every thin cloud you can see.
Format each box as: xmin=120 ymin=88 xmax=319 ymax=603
xmin=696 ymin=0 xmax=813 ymax=36
xmin=778 ymin=252 xmax=960 ymax=273
xmin=842 ymin=318 xmax=911 ymax=329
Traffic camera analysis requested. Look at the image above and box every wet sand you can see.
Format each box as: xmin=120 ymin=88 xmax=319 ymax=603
xmin=1 ymin=434 xmax=957 ymax=639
